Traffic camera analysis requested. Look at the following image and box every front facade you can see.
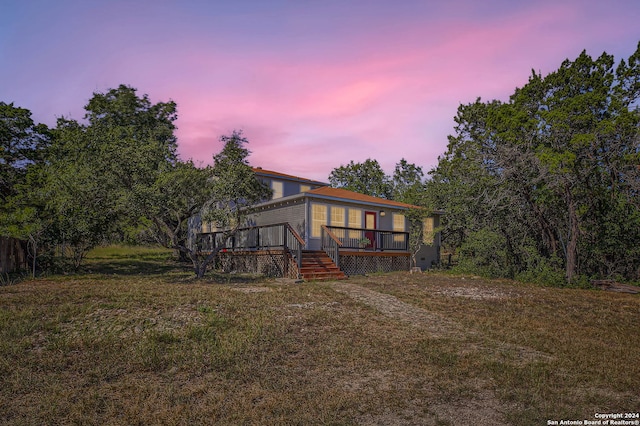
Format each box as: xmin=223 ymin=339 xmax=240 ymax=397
xmin=193 ymin=168 xmax=441 ymax=278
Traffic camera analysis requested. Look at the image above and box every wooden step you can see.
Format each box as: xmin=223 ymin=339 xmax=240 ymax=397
xmin=299 ymin=251 xmax=347 ymax=281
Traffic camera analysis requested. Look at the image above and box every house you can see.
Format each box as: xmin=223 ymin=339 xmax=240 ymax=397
xmin=191 ymin=167 xmax=442 ymax=280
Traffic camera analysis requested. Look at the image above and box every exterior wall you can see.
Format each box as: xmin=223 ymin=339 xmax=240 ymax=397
xmin=248 ymin=201 xmax=306 ymax=240
xmin=257 ymin=176 xmax=321 ymax=200
xmin=414 ymin=244 xmax=440 ymax=270
xmin=187 ymin=215 xmax=203 ymax=250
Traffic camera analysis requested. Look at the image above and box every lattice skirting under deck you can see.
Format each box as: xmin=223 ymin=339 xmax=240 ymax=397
xmin=339 ymin=253 xmax=410 ymax=276
xmin=216 ymin=250 xmax=299 ymax=279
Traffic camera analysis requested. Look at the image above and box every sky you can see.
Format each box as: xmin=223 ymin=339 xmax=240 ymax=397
xmin=1 ymin=0 xmax=639 ymax=181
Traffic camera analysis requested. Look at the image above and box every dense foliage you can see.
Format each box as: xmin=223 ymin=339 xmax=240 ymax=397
xmin=428 ymin=44 xmax=640 ymax=283
xmin=1 ymin=86 xmax=267 ymax=276
xmin=329 ymin=158 xmax=426 ymax=204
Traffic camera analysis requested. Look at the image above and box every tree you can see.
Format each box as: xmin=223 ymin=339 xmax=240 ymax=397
xmin=187 ymin=131 xmax=272 ymax=278
xmin=430 ymin=43 xmax=640 ymax=283
xmin=146 ymin=160 xmax=214 ymax=261
xmin=328 ymin=158 xmax=429 ymax=203
xmin=6 ymin=85 xmax=182 ymax=271
xmin=329 ymin=159 xmax=393 ymax=198
xmin=0 ymin=102 xmax=49 ymax=206
xmin=82 ymin=84 xmax=179 ymax=225
xmin=392 ymin=158 xmax=425 ymax=204
xmin=41 ymin=118 xmax=120 ymax=268
xmin=0 ymin=103 xmax=51 ymax=275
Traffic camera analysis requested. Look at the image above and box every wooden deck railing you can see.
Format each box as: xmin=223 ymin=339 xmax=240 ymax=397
xmin=321 ymin=225 xmax=409 ymax=270
xmin=323 ymin=226 xmax=409 ymax=252
xmin=196 ymin=223 xmax=305 ymax=270
xmin=321 ymin=225 xmax=342 ymax=268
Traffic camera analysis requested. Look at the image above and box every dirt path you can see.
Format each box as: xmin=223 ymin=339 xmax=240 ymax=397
xmin=331 ymin=281 xmax=515 ymax=426
xmin=332 ymin=282 xmax=461 ymax=337
xmin=331 ymin=281 xmax=553 ymax=363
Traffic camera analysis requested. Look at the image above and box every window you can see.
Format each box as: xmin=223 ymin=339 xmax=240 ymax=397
xmin=272 ymin=181 xmax=283 ymax=199
xmin=393 ymin=213 xmax=405 ymax=232
xmin=300 ymin=184 xmax=311 ymax=193
xmin=331 ymin=207 xmax=345 ymax=227
xmin=393 ymin=213 xmax=405 ymax=242
xmin=348 ymin=208 xmax=361 ymax=238
xmin=423 ymin=217 xmax=434 ymax=244
xmin=201 ymin=221 xmax=211 ymax=233
xmin=311 ymin=204 xmax=327 ymax=237
xmin=330 ymin=207 xmax=346 ymax=240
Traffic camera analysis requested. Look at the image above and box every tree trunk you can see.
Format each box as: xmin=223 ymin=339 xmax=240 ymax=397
xmin=195 ymin=250 xmax=219 ymax=278
xmin=565 ymin=190 xmax=579 ymax=283
xmin=175 ymin=244 xmax=221 ymax=279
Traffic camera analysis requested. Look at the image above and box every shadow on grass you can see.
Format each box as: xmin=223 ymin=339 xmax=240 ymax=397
xmin=80 ymin=246 xmax=269 ymax=284
xmin=195 ymin=271 xmax=269 ymax=285
xmin=81 ymin=258 xmax=183 ymax=276
xmin=81 ymin=246 xmax=188 ymax=277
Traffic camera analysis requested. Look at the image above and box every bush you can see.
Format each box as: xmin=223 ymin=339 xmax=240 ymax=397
xmin=455 ymin=229 xmax=512 ymax=278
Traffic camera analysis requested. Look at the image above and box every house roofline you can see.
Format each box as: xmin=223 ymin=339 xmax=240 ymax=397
xmin=252 ymin=167 xmax=328 ymax=186
xmin=252 ymin=193 xmax=307 ymax=210
xmin=304 ymin=193 xmax=412 ymax=210
xmin=252 ymin=192 xmax=444 ymax=215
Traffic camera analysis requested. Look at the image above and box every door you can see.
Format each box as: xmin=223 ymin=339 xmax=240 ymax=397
xmin=364 ymin=211 xmax=376 ymax=249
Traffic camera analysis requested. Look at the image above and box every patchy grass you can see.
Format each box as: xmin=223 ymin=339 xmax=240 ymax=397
xmin=0 ymin=247 xmax=638 ymax=425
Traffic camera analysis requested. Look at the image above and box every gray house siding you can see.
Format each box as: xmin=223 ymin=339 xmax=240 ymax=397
xmin=257 ymin=176 xmax=322 ymax=200
xmin=415 ymin=244 xmax=440 ymax=270
xmin=249 ymin=201 xmax=306 ymax=240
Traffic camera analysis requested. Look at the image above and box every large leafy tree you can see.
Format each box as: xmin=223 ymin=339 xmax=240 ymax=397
xmin=146 ymin=160 xmax=214 ymax=260
xmin=0 ymin=103 xmax=51 ymax=275
xmin=22 ymin=118 xmax=120 ymax=269
xmin=430 ymin=43 xmax=640 ymax=283
xmin=82 ymin=84 xmax=179 ymax=223
xmin=43 ymin=85 xmax=179 ymax=267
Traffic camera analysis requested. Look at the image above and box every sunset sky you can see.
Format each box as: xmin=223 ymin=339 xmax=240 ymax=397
xmin=2 ymin=0 xmax=639 ymax=181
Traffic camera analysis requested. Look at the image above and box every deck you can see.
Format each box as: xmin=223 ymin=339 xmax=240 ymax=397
xmin=194 ymin=223 xmax=411 ymax=279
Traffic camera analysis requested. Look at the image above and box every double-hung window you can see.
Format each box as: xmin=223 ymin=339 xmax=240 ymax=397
xmin=393 ymin=213 xmax=405 ymax=243
xmin=422 ymin=217 xmax=434 ymax=244
xmin=348 ymin=209 xmax=361 ymax=239
xmin=311 ymin=204 xmax=327 ymax=237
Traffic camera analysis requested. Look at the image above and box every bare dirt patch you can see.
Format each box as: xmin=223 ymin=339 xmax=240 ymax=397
xmin=332 ymin=282 xmax=460 ymax=336
xmin=331 ymin=281 xmax=553 ymax=363
xmin=431 ymin=285 xmax=514 ymax=300
xmin=231 ymin=286 xmax=272 ymax=293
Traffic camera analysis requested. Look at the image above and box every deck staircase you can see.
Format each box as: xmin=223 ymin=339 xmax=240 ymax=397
xmin=299 ymin=250 xmax=347 ymax=281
